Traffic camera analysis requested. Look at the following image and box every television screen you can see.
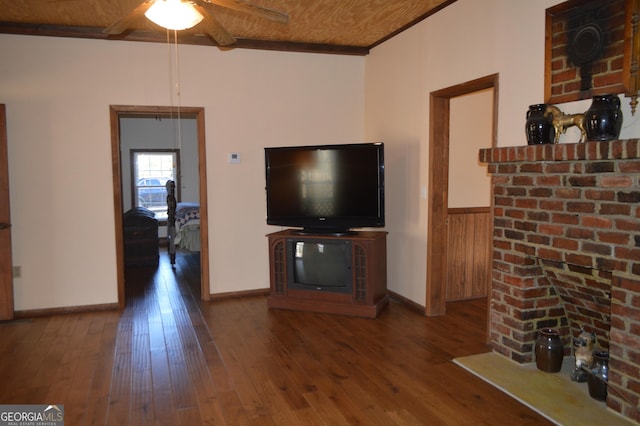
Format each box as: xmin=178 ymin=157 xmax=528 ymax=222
xmin=288 ymin=239 xmax=352 ymax=293
xmin=265 ymin=143 xmax=384 ymax=233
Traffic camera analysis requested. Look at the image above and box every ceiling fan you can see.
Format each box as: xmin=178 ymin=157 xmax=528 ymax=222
xmin=104 ymin=0 xmax=289 ymax=47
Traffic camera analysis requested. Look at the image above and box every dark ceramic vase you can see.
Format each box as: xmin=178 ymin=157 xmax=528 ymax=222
xmin=588 ymin=351 xmax=609 ymax=401
xmin=525 ymin=104 xmax=555 ymax=145
xmin=584 ymin=94 xmax=623 ymax=141
xmin=535 ymin=328 xmax=564 ymax=373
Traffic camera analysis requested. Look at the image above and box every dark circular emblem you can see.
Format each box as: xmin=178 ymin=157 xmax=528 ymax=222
xmin=570 ymin=24 xmax=604 ymax=64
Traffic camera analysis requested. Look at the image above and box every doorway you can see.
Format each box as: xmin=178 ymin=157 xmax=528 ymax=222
xmin=0 ymin=104 xmax=14 ymax=320
xmin=425 ymin=74 xmax=498 ymax=317
xmin=110 ymin=105 xmax=210 ymax=308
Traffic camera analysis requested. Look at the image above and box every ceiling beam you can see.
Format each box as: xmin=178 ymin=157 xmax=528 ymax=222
xmin=0 ymin=22 xmax=369 ymax=56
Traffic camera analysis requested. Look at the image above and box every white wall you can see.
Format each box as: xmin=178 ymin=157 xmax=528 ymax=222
xmin=3 ymin=1 xmax=639 ymax=311
xmin=364 ymin=0 xmax=640 ymax=305
xmin=448 ymin=88 xmax=493 ymax=209
xmin=1 ymin=34 xmax=365 ymax=310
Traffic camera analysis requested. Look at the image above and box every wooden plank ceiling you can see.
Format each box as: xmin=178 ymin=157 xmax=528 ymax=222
xmin=0 ymin=0 xmax=455 ymax=55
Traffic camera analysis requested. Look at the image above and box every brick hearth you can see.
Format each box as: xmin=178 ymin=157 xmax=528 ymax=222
xmin=479 ymin=139 xmax=639 ymax=422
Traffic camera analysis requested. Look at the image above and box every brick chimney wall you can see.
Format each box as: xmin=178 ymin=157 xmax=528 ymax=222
xmin=479 ymin=139 xmax=639 ymax=422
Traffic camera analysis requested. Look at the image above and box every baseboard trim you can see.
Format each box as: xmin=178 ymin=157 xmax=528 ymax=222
xmin=387 ymin=290 xmax=426 ymax=315
xmin=209 ymin=288 xmax=270 ymax=301
xmin=14 ymin=302 xmax=119 ymax=318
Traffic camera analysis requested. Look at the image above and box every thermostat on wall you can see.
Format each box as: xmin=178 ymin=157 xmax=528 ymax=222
xmin=228 ymin=152 xmax=241 ymax=164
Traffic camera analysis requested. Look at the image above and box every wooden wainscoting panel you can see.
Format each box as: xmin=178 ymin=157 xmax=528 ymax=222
xmin=446 ymin=207 xmax=491 ymax=301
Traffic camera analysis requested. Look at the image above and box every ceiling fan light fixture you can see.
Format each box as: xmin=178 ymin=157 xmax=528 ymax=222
xmin=145 ymin=0 xmax=204 ymax=31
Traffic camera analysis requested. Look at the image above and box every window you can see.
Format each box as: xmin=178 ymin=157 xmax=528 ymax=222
xmin=131 ymin=150 xmax=180 ymax=220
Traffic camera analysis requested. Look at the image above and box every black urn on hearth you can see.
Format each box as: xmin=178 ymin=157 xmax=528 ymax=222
xmin=587 ymin=351 xmax=609 ymax=401
xmin=584 ymin=94 xmax=623 ymax=141
xmin=525 ymin=104 xmax=555 ymax=145
xmin=535 ymin=328 xmax=564 ymax=373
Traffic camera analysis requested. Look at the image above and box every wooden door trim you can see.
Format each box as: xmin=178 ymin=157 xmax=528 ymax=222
xmin=110 ymin=105 xmax=210 ymax=308
xmin=426 ymin=74 xmax=498 ymax=316
xmin=0 ymin=104 xmax=13 ymax=320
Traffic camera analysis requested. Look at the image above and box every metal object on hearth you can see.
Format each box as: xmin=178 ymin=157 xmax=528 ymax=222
xmin=571 ymin=328 xmax=595 ymax=382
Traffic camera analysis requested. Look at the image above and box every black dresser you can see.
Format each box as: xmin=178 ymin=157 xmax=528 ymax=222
xmin=123 ymin=207 xmax=159 ymax=267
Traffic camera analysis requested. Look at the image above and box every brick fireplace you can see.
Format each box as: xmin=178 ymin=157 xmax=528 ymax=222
xmin=479 ymin=139 xmax=639 ymax=422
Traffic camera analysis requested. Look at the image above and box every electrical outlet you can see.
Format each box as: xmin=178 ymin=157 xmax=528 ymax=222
xmin=12 ymin=266 xmax=21 ymax=278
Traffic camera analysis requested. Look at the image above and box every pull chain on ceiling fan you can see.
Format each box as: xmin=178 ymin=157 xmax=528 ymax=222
xmin=165 ymin=28 xmax=183 ymax=152
xmin=104 ymin=0 xmax=289 ymax=47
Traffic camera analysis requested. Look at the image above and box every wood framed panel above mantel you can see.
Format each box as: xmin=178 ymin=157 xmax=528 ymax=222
xmin=544 ymin=0 xmax=640 ymax=104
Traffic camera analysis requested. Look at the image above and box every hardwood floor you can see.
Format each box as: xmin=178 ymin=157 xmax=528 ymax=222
xmin=0 ymin=250 xmax=551 ymax=425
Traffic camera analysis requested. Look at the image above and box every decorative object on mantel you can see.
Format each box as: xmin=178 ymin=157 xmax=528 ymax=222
xmin=545 ymin=0 xmax=639 ymax=113
xmin=526 ymin=95 xmax=622 ymax=145
xmin=544 ymin=104 xmax=587 ymax=143
xmin=535 ymin=328 xmax=564 ymax=373
xmin=584 ymin=94 xmax=624 ymax=141
xmin=571 ymin=328 xmax=596 ymax=382
xmin=525 ymin=104 xmax=556 ymax=145
xmin=587 ymin=351 xmax=609 ymax=401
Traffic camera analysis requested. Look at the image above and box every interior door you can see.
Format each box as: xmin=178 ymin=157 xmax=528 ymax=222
xmin=0 ymin=104 xmax=14 ymax=320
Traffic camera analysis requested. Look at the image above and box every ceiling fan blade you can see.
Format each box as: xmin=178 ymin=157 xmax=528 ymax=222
xmin=104 ymin=0 xmax=155 ymax=34
xmin=192 ymin=2 xmax=237 ymax=46
xmin=205 ymin=0 xmax=288 ymax=24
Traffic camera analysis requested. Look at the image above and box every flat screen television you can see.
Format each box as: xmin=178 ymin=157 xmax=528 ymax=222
xmin=264 ymin=142 xmax=385 ymax=234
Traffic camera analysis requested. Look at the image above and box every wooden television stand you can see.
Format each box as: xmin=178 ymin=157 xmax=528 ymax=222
xmin=267 ymin=230 xmax=389 ymax=318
